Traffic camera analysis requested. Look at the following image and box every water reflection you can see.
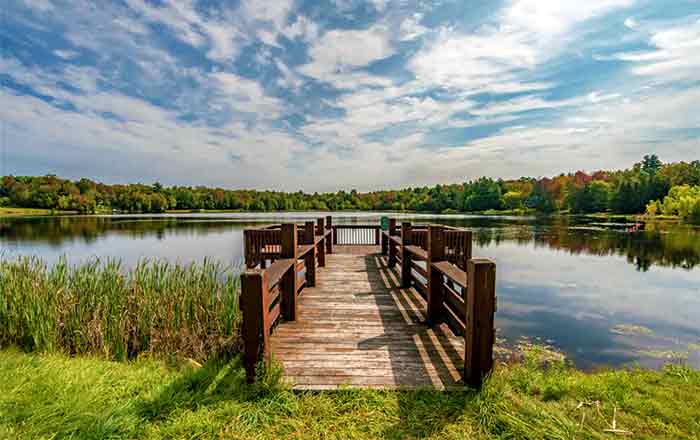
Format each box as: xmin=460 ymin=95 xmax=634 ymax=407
xmin=2 ymin=214 xmax=698 ymax=271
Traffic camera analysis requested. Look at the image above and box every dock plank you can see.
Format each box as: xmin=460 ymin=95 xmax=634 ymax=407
xmin=270 ymin=246 xmax=465 ymax=390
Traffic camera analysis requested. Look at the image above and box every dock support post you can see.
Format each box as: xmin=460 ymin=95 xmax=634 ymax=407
xmin=388 ymin=219 xmax=397 ymax=267
xmin=303 ymin=221 xmax=314 ymax=245
xmin=400 ymin=222 xmax=412 ymax=288
xmin=427 ymin=225 xmax=445 ymax=325
xmin=316 ymin=218 xmax=326 ymax=267
xmin=304 ymin=221 xmax=316 ymax=287
xmin=325 ymin=216 xmax=333 ymax=254
xmin=463 ymin=231 xmax=473 ymax=270
xmin=465 ymin=259 xmax=496 ymax=388
xmin=280 ymin=224 xmax=298 ymax=321
xmin=240 ymin=270 xmax=270 ymax=383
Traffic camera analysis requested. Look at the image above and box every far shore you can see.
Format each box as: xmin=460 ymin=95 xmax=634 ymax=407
xmin=0 ymin=205 xmax=684 ymax=223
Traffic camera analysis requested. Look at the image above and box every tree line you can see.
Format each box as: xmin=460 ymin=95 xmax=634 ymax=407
xmin=1 ymin=155 xmax=699 ymax=219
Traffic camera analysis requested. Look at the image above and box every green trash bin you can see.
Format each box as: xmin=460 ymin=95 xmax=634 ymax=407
xmin=380 ymin=216 xmax=389 ymax=231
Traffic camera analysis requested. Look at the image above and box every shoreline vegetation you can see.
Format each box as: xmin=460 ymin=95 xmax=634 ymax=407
xmin=0 ymin=257 xmax=239 ymax=361
xmin=1 ymin=155 xmax=699 ymax=223
xmin=0 ymin=205 xmax=688 ymax=226
xmin=1 ymin=256 xmax=699 ymax=438
xmin=0 ymin=205 xmax=683 ymax=225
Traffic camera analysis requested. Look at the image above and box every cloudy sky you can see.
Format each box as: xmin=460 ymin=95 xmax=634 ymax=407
xmin=1 ymin=0 xmax=698 ymax=191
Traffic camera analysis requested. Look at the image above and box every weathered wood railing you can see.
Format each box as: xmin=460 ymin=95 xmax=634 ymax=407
xmin=332 ymin=224 xmax=381 ymax=245
xmin=241 ymin=216 xmax=496 ymax=388
xmin=244 ymin=216 xmax=333 ymax=269
xmin=383 ymin=220 xmax=495 ymax=387
xmin=240 ymin=217 xmax=332 ymax=382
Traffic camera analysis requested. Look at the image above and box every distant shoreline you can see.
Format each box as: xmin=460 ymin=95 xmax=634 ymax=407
xmin=0 ymin=205 xmax=681 ymax=223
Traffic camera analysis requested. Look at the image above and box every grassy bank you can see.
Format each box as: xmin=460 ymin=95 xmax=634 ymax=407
xmin=0 ymin=206 xmax=75 ymax=217
xmin=0 ymin=347 xmax=698 ymax=439
xmin=0 ymin=257 xmax=239 ymax=361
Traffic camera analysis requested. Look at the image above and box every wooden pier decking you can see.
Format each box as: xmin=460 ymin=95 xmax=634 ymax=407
xmin=272 ymin=247 xmax=465 ymax=390
xmin=241 ymin=218 xmax=496 ymax=390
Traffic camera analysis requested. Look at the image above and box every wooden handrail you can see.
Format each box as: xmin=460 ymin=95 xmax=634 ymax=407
xmin=431 ymin=261 xmax=467 ymax=288
xmin=241 ymin=219 xmax=329 ymax=382
xmin=332 ymin=224 xmax=380 ymax=229
xmin=386 ymin=221 xmax=496 ymax=387
xmin=266 ymin=258 xmax=295 ymax=290
xmin=241 ymin=216 xmax=495 ymax=388
xmin=332 ymin=224 xmax=381 ymax=245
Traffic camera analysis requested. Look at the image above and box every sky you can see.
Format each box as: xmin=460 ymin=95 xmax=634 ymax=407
xmin=1 ymin=0 xmax=699 ymax=192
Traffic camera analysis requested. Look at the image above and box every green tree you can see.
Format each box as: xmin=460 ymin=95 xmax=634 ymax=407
xmin=463 ymin=178 xmax=503 ymax=211
xmin=525 ymin=183 xmax=555 ymax=213
xmin=567 ymin=181 xmax=611 ymax=213
xmin=642 ymin=154 xmax=663 ymax=175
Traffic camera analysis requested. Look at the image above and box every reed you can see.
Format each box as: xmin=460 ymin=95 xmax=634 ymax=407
xmin=0 ymin=256 xmax=240 ymax=361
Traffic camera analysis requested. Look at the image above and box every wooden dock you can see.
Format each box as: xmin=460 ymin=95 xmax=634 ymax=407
xmin=241 ymin=218 xmax=496 ymax=390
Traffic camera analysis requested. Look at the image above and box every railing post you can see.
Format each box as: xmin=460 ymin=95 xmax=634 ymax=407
xmin=387 ymin=219 xmax=397 ymax=267
xmin=325 ymin=216 xmax=333 ymax=254
xmin=316 ymin=218 xmax=326 ymax=268
xmin=304 ymin=221 xmax=314 ymax=245
xmin=304 ymin=220 xmax=316 ymax=287
xmin=465 ymin=258 xmax=496 ymax=388
xmin=305 ymin=250 xmax=316 ymax=288
xmin=332 ymin=226 xmax=338 ymax=245
xmin=240 ymin=270 xmax=270 ymax=383
xmin=381 ymin=231 xmax=388 ymax=255
xmin=400 ymin=222 xmax=412 ymax=288
xmin=375 ymin=227 xmax=380 ymax=245
xmin=280 ymin=224 xmax=298 ymax=321
xmin=427 ymin=225 xmax=445 ymax=325
xmin=464 ymin=231 xmax=473 ymax=270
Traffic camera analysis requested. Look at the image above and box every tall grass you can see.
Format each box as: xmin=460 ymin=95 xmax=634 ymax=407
xmin=0 ymin=256 xmax=240 ymax=361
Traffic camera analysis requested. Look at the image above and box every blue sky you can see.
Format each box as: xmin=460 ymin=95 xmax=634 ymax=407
xmin=1 ymin=0 xmax=698 ymax=191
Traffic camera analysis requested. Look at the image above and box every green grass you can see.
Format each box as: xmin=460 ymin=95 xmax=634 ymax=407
xmin=0 ymin=206 xmax=74 ymax=217
xmin=0 ymin=347 xmax=698 ymax=439
xmin=0 ymin=257 xmax=240 ymax=361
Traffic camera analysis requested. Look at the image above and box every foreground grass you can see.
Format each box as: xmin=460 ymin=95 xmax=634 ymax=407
xmin=1 ymin=348 xmax=698 ymax=439
xmin=0 ymin=257 xmax=239 ymax=361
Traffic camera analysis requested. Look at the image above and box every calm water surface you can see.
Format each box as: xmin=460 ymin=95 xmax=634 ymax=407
xmin=2 ymin=212 xmax=699 ymax=369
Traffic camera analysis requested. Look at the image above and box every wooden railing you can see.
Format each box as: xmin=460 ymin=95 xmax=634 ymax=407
xmin=383 ymin=221 xmax=495 ymax=387
xmin=332 ymin=224 xmax=381 ymax=245
xmin=240 ymin=218 xmax=332 ymax=382
xmin=244 ymin=216 xmax=333 ymax=269
xmin=241 ymin=216 xmax=496 ymax=388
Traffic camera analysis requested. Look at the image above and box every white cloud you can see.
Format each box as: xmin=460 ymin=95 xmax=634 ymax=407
xmin=399 ymin=14 xmax=428 ymax=41
xmin=282 ymin=15 xmax=319 ymax=42
xmin=53 ymin=49 xmax=79 ymax=60
xmin=209 ymin=72 xmax=283 ymax=116
xmin=124 ymin=0 xmax=206 ymax=48
xmin=21 ymin=0 xmax=53 ymax=12
xmin=204 ymin=23 xmax=245 ymax=62
xmin=410 ymin=0 xmax=636 ymax=92
xmin=627 ymin=19 xmax=700 ymax=82
xmin=299 ymin=25 xmax=394 ymax=88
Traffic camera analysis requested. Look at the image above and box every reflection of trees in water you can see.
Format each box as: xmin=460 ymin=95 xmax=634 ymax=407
xmin=2 ymin=216 xmax=698 ymax=271
xmin=0 ymin=217 xmax=268 ymax=247
xmin=474 ymin=223 xmax=700 ymax=271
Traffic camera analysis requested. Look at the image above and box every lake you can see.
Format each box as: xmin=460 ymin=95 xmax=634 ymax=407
xmin=1 ymin=212 xmax=699 ymax=370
